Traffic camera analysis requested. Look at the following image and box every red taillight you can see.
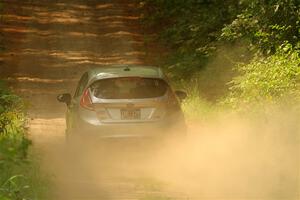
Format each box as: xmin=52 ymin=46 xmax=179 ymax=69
xmin=80 ymin=89 xmax=94 ymax=111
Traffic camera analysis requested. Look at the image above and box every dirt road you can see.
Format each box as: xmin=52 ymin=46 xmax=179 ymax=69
xmin=0 ymin=0 xmax=158 ymax=142
xmin=1 ymin=1 xmax=299 ymax=199
xmin=0 ymin=0 xmax=176 ymax=199
xmin=0 ymin=0 xmax=150 ymax=119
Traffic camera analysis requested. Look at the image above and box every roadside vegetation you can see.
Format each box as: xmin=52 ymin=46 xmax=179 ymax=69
xmin=139 ymin=0 xmax=300 ymax=118
xmin=0 ymin=3 xmax=47 ymax=199
xmin=0 ymin=82 xmax=48 ymax=200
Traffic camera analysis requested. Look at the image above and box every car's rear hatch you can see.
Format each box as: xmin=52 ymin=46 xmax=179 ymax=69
xmin=89 ymin=77 xmax=169 ymax=123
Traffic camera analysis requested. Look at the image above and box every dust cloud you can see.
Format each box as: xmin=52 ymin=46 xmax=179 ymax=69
xmin=4 ymin=0 xmax=298 ymax=199
xmin=39 ymin=107 xmax=299 ymax=200
xmin=150 ymin=110 xmax=299 ymax=199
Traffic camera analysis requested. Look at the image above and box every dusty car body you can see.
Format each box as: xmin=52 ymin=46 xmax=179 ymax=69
xmin=57 ymin=65 xmax=187 ymax=140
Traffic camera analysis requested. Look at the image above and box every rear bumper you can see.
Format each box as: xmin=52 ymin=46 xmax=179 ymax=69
xmin=71 ymin=117 xmax=186 ymax=139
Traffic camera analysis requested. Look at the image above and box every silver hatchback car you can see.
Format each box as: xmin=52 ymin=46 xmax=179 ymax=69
xmin=57 ymin=65 xmax=187 ymax=140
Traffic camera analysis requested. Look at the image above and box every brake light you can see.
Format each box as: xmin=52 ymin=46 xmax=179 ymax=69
xmin=80 ymin=89 xmax=94 ymax=111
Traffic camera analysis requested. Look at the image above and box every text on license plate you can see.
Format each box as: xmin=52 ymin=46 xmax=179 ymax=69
xmin=121 ymin=109 xmax=141 ymax=120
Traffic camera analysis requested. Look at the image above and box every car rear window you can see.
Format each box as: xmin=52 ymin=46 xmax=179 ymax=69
xmin=90 ymin=77 xmax=168 ymax=99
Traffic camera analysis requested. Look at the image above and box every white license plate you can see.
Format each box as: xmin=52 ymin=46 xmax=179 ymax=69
xmin=121 ymin=109 xmax=141 ymax=120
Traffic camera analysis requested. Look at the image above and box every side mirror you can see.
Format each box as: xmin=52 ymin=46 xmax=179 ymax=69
xmin=57 ymin=93 xmax=71 ymax=106
xmin=175 ymin=90 xmax=187 ymax=101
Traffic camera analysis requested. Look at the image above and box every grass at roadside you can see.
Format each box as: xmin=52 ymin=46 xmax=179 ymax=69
xmin=0 ymin=81 xmax=49 ymax=200
xmin=181 ymin=84 xmax=215 ymax=121
xmin=178 ymin=44 xmax=300 ymax=121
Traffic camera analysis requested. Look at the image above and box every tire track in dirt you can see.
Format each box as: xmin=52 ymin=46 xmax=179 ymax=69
xmin=0 ymin=1 xmax=173 ymax=199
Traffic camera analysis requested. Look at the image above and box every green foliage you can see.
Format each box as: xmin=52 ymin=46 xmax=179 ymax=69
xmin=140 ymin=0 xmax=241 ymax=80
xmin=225 ymin=44 xmax=300 ymax=108
xmin=221 ymin=0 xmax=300 ymax=54
xmin=0 ymin=81 xmax=48 ymax=200
xmin=0 ymin=81 xmax=30 ymax=164
xmin=140 ymin=0 xmax=300 ymax=114
xmin=141 ymin=0 xmax=299 ymax=78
